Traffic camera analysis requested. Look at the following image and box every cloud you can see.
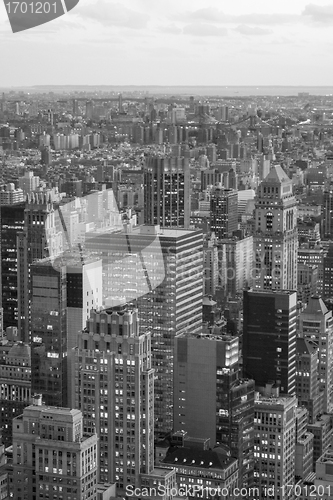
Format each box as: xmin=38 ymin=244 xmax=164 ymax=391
xmin=235 ymin=25 xmax=272 ymax=36
xmin=183 ymin=23 xmax=227 ymax=37
xmin=185 ymin=8 xmax=298 ymax=26
xmin=302 ymin=3 xmax=333 ymax=24
xmin=158 ymin=24 xmax=182 ymax=34
xmin=77 ymin=1 xmax=148 ymax=29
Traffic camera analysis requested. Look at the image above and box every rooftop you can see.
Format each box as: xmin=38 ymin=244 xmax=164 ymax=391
xmin=162 ymin=446 xmax=236 ymax=470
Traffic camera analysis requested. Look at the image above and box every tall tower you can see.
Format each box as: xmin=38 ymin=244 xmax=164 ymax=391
xmin=71 ymin=305 xmax=154 ymax=490
xmin=299 ymin=296 xmax=333 ymax=413
xmin=0 ymin=202 xmax=25 ymax=329
xmin=210 ymin=186 xmax=238 ymax=239
xmin=254 ymin=165 xmax=298 ymax=291
xmin=144 ymin=156 xmax=191 ymax=228
xmin=243 ymin=289 xmax=297 ymax=396
xmin=173 ymin=331 xmax=255 ymax=488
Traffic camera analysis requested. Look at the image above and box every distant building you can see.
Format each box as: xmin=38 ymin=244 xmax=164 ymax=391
xmin=0 ymin=184 xmax=23 ymax=205
xmin=210 ymin=187 xmax=238 ymax=239
xmin=144 ymin=156 xmax=190 ymax=228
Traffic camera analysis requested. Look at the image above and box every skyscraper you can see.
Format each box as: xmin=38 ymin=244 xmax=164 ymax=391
xmin=254 ymin=393 xmax=297 ymax=500
xmin=323 ymin=243 xmax=333 ymax=299
xmin=137 ymin=227 xmax=203 ymax=436
xmin=322 ymin=185 xmax=333 ymax=239
xmin=12 ymin=398 xmax=98 ymax=500
xmin=144 ymin=156 xmax=191 ymax=228
xmin=30 ymin=258 xmax=68 ymax=408
xmin=210 ymin=187 xmax=238 ymax=239
xmin=173 ymin=331 xmax=255 ymax=488
xmin=85 ymin=224 xmax=203 ymax=436
xmin=0 ymin=202 xmax=25 ymax=330
xmin=299 ymin=296 xmax=333 ymax=413
xmin=243 ymin=289 xmax=297 ymax=395
xmin=71 ymin=305 xmax=154 ymax=490
xmin=254 ymin=165 xmax=298 ymax=291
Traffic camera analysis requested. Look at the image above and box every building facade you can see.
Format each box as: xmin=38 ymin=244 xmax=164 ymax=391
xmin=243 ymin=290 xmax=297 ymax=395
xmin=12 ymin=399 xmax=98 ymax=500
xmin=254 ymin=165 xmax=298 ymax=291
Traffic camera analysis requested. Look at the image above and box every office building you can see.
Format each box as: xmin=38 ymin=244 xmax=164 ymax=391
xmin=0 ymin=184 xmax=24 ymax=205
xmin=254 ymin=393 xmax=297 ymax=500
xmin=85 ymin=225 xmax=203 ymax=436
xmin=12 ymin=398 xmax=98 ymax=500
xmin=218 ymin=236 xmax=254 ymax=298
xmin=144 ymin=156 xmax=191 ymax=228
xmin=0 ymin=339 xmax=31 ymax=447
xmin=137 ymin=227 xmax=203 ymax=436
xmin=30 ymin=259 xmax=68 ymax=408
xmin=322 ymin=186 xmax=333 ymax=239
xmin=0 ymin=203 xmax=25 ymax=330
xmin=243 ymin=290 xmax=297 ymax=395
xmin=323 ymin=243 xmax=333 ymax=299
xmin=308 ymin=414 xmax=333 ymax=468
xmin=299 ymin=296 xmax=333 ymax=413
xmin=295 ymin=406 xmax=313 ymax=481
xmin=254 ymin=165 xmax=298 ymax=291
xmin=18 ymin=171 xmax=40 ymax=195
xmin=17 ymin=191 xmax=61 ymax=342
xmin=71 ymin=305 xmax=154 ymax=489
xmin=210 ymin=187 xmax=238 ymax=239
xmin=174 ymin=331 xmax=255 ymax=488
xmin=296 ymin=337 xmax=323 ymax=424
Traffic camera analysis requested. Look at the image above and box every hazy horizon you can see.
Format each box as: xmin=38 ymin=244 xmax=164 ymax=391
xmin=1 ymin=0 xmax=333 ymax=87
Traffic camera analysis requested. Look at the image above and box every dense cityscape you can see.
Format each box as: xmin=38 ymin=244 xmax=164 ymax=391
xmin=1 ymin=85 xmax=333 ymax=500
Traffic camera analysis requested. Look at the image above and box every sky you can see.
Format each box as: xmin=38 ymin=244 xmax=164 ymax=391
xmin=1 ymin=0 xmax=333 ymax=87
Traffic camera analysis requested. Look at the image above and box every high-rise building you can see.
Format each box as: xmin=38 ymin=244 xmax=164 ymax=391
xmin=71 ymin=305 xmax=154 ymax=490
xmin=254 ymin=165 xmax=298 ymax=291
xmin=322 ymin=186 xmax=333 ymax=239
xmin=254 ymin=393 xmax=297 ymax=500
xmin=0 ymin=203 xmax=25 ymax=330
xmin=18 ymin=171 xmax=40 ymax=195
xmin=144 ymin=156 xmax=191 ymax=228
xmin=173 ymin=331 xmax=255 ymax=488
xmin=137 ymin=227 xmax=203 ymax=436
xmin=0 ymin=184 xmax=24 ymax=205
xmin=218 ymin=235 xmax=254 ymax=298
xmin=323 ymin=243 xmax=333 ymax=299
xmin=17 ymin=191 xmax=61 ymax=342
xmin=12 ymin=397 xmax=98 ymax=500
xmin=210 ymin=187 xmax=238 ymax=239
xmin=296 ymin=337 xmax=323 ymax=424
xmin=299 ymin=296 xmax=333 ymax=413
xmin=85 ymin=225 xmax=203 ymax=436
xmin=243 ymin=289 xmax=297 ymax=395
xmin=30 ymin=259 xmax=69 ymax=408
xmin=0 ymin=339 xmax=31 ymax=447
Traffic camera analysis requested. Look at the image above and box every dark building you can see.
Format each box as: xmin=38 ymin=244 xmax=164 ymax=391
xmin=210 ymin=187 xmax=238 ymax=240
xmin=243 ymin=289 xmax=297 ymax=395
xmin=174 ymin=332 xmax=255 ymax=488
xmin=144 ymin=156 xmax=190 ymax=228
xmin=323 ymin=243 xmax=333 ymax=299
xmin=30 ymin=259 xmax=68 ymax=407
xmin=322 ymin=186 xmax=333 ymax=239
xmin=0 ymin=203 xmax=25 ymax=329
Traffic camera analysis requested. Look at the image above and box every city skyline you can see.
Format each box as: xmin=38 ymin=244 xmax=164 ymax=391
xmin=1 ymin=0 xmax=333 ymax=87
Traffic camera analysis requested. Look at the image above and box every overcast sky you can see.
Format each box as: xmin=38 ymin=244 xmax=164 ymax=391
xmin=1 ymin=0 xmax=333 ymax=87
